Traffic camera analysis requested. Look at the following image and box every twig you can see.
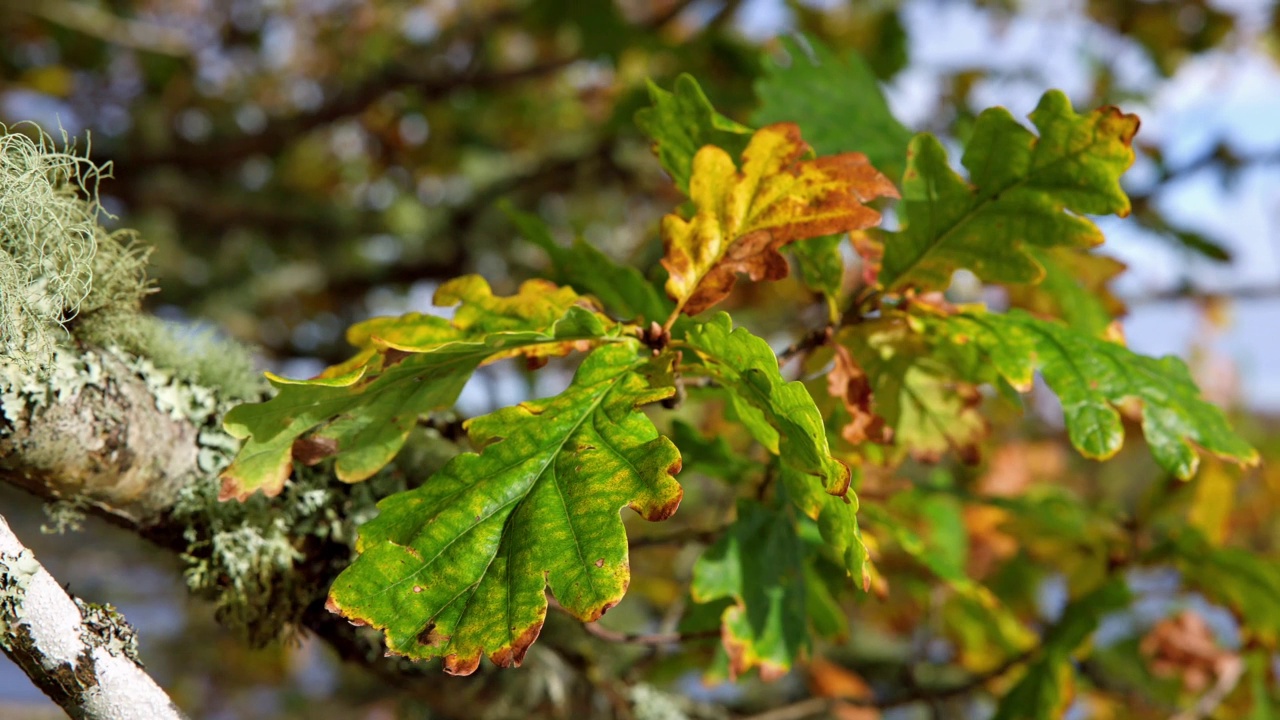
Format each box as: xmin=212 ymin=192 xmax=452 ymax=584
xmin=18 ymin=0 xmax=191 ymax=56
xmin=629 ymin=526 xmax=725 ymax=549
xmin=737 ymin=697 xmax=832 ymax=720
xmin=778 ymin=327 xmax=832 ymax=365
xmin=545 ymin=597 xmax=719 ymax=645
xmin=581 ymin=622 xmax=720 ymax=646
xmin=0 ymin=513 xmax=187 ymax=720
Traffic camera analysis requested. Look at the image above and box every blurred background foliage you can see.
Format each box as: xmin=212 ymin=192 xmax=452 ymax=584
xmin=3 ymin=0 xmax=1280 ymax=718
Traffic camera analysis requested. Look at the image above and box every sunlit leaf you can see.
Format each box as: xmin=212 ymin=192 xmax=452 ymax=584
xmin=326 ymin=344 xmax=682 ymax=674
xmin=1006 ymin=247 xmax=1127 ymax=337
xmin=880 ymin=91 xmax=1139 ymax=293
xmin=682 ymin=313 xmax=850 ymax=495
xmin=931 ymin=310 xmax=1258 ymax=478
xmin=221 ymin=276 xmax=614 ymax=499
xmin=780 ymin=466 xmax=868 ymax=584
xmin=835 ymin=318 xmax=987 ymax=463
xmin=635 ymin=73 xmax=753 ymax=194
xmin=662 ymin=123 xmax=897 ymax=316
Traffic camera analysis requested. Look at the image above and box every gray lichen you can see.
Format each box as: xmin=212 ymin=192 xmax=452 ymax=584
xmin=0 ymin=549 xmax=40 ymax=648
xmin=73 ymin=598 xmax=143 ymax=665
xmin=171 ymin=459 xmax=410 ymax=646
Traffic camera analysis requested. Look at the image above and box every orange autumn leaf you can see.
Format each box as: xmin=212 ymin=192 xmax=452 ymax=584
xmin=661 ymin=122 xmax=898 ymax=316
xmin=808 ymin=657 xmax=880 ymax=720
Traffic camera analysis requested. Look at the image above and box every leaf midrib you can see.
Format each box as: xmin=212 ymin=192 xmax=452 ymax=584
xmin=885 ymin=132 xmax=1111 ymax=293
xmin=380 ymin=366 xmax=634 ymax=644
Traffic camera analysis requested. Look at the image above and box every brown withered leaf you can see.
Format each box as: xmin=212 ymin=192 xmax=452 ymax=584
xmin=662 ymin=122 xmax=898 ymax=316
xmin=1141 ymin=611 xmax=1240 ymax=694
xmin=828 ymin=343 xmax=889 ymax=445
xmin=808 ymin=657 xmax=880 ymax=720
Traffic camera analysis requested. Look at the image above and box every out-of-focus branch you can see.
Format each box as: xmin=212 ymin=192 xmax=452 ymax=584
xmin=110 ymin=57 xmax=577 ymax=176
xmin=0 ymin=514 xmax=186 ymax=720
xmin=14 ymin=0 xmax=191 ymax=57
xmin=108 ymin=0 xmax=699 ymax=177
xmin=1124 ymin=282 xmax=1280 ymax=307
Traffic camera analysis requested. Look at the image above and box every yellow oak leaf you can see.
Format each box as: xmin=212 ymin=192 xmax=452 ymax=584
xmin=661 ymin=122 xmax=898 ymax=316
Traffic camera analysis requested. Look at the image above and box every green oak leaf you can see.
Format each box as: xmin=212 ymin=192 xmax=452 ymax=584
xmin=880 ymin=90 xmax=1139 ymax=292
xmin=933 ymin=310 xmax=1258 ymax=479
xmin=752 ymin=35 xmax=912 ymax=181
xmin=691 ymin=500 xmax=809 ymax=680
xmin=326 ymin=343 xmax=682 ymax=675
xmin=1007 ymin=247 xmax=1127 ymax=337
xmin=780 ymin=466 xmax=867 ymax=585
xmin=835 ymin=317 xmax=988 ymax=464
xmin=220 ymin=275 xmax=614 ymax=500
xmin=681 ymin=312 xmax=850 ymax=495
xmin=635 ymin=74 xmax=753 ymax=194
xmin=503 ymin=202 xmax=671 ymax=323
xmin=993 ymin=579 xmax=1131 ymax=720
xmin=789 ymin=234 xmax=845 ymax=317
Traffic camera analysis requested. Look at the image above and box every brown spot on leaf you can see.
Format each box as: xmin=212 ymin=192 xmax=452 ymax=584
xmin=443 ymin=653 xmax=481 ymax=676
xmin=489 ymin=622 xmax=542 ymax=669
xmin=291 ymin=435 xmax=339 ymax=466
xmin=595 ymin=558 xmax=605 ymax=568
xmin=382 ymin=347 xmax=412 ymax=367
xmin=412 ymin=586 xmax=423 ymax=593
xmin=417 ymin=621 xmax=450 ymax=648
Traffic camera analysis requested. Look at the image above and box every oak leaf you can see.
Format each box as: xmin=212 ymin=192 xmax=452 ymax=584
xmin=662 ymin=123 xmax=897 ymax=316
xmin=326 ymin=344 xmax=682 ymax=674
xmin=879 ymin=91 xmax=1139 ymax=293
xmin=691 ymin=500 xmax=808 ymax=680
xmin=834 ymin=318 xmax=987 ymax=464
xmin=220 ymin=276 xmax=613 ymax=499
xmin=933 ymin=310 xmax=1258 ymax=478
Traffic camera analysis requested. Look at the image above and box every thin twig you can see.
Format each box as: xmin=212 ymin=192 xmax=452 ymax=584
xmin=629 ymin=526 xmax=725 ymax=548
xmin=581 ymin=622 xmax=720 ymax=646
xmin=545 ymin=597 xmax=719 ymax=646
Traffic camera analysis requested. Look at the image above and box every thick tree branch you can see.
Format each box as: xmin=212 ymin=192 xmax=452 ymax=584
xmin=0 ymin=513 xmax=186 ymax=719
xmin=0 ymin=343 xmax=518 ymax=719
xmin=0 ymin=348 xmax=205 ymax=527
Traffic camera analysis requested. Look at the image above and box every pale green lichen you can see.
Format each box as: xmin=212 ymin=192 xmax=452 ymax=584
xmin=41 ymin=499 xmax=88 ymax=535
xmin=0 ymin=124 xmax=102 ymax=370
xmin=171 ymin=462 xmax=410 ymax=646
xmin=0 ymin=122 xmax=263 ymax=401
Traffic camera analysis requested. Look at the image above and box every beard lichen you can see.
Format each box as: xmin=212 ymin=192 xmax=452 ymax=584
xmin=0 ymin=122 xmax=262 ymax=400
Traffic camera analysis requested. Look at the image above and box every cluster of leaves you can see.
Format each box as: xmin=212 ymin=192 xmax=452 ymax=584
xmin=221 ymin=35 xmax=1268 ymax=715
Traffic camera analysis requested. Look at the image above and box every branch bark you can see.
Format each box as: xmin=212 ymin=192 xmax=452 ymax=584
xmin=0 ymin=513 xmax=186 ymax=719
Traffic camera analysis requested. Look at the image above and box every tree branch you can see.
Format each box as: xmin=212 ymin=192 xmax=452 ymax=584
xmin=0 ymin=513 xmax=186 ymax=719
